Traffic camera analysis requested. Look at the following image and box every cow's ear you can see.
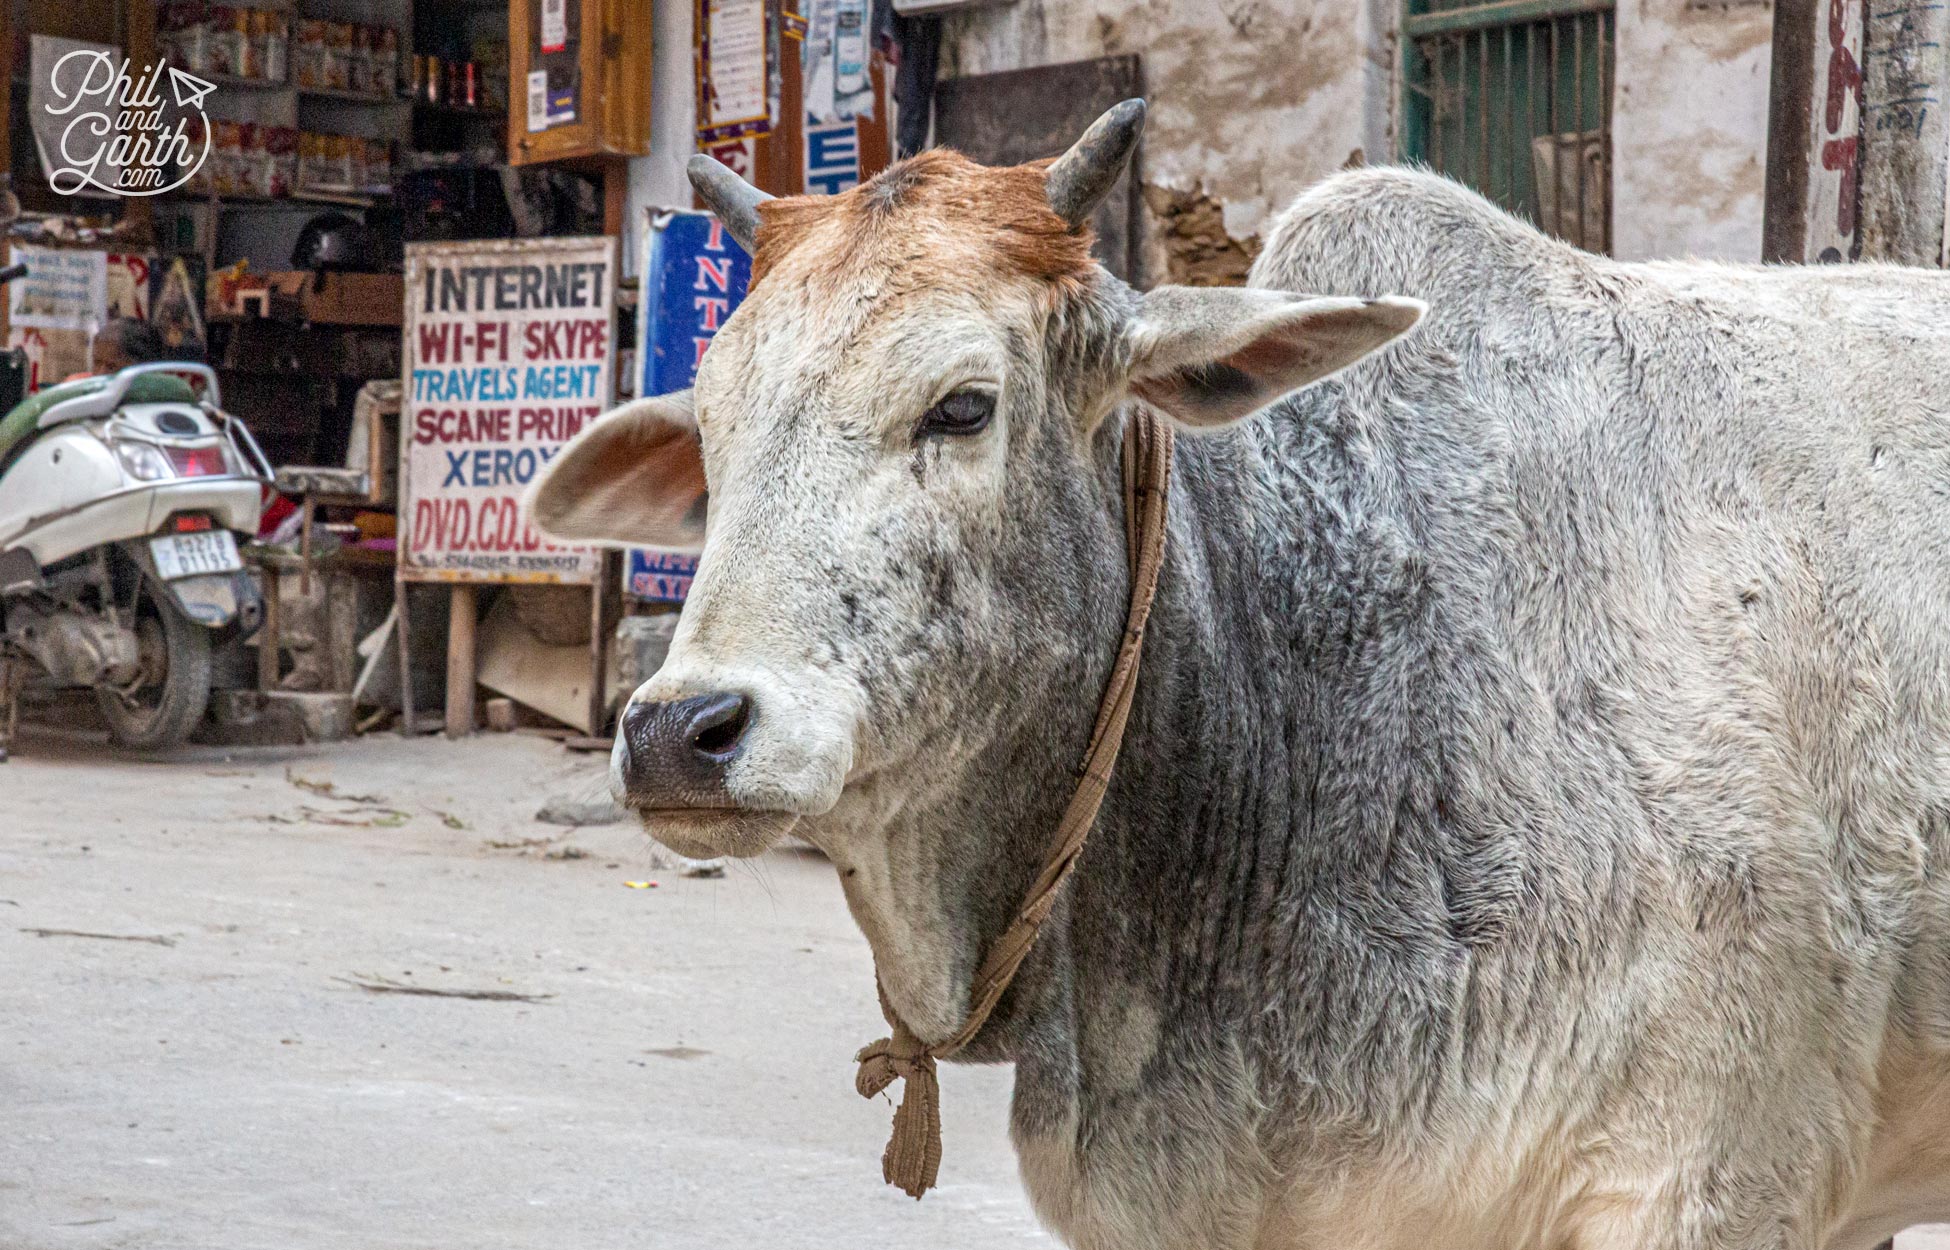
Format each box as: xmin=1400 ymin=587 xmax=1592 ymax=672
xmin=1124 ymin=287 xmax=1424 ymax=428
xmin=526 ymin=390 xmax=706 ymax=552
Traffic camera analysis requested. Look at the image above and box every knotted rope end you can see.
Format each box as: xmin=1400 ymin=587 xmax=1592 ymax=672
xmin=854 ymin=1037 xmax=944 ymax=1199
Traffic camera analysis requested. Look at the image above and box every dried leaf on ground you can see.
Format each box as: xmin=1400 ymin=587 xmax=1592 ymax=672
xmin=267 ymin=805 xmax=410 ymax=828
xmin=334 ymin=974 xmax=552 ymax=1003
xmin=284 ymin=768 xmax=385 ymax=804
xmin=21 ymin=927 xmax=174 ymax=947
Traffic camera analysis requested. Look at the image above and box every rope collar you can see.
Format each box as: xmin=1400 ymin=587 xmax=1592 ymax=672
xmin=853 ymin=408 xmax=1176 ymax=1198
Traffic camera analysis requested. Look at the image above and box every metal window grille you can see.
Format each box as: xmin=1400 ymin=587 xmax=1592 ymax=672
xmin=1401 ymin=0 xmax=1616 ymax=253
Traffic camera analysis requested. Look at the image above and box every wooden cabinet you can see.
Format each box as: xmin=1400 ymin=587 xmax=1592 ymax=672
xmin=507 ymin=0 xmax=651 ymax=165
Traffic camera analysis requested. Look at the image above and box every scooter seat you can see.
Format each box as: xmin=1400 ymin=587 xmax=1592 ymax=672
xmin=0 ymin=372 xmax=199 ymax=470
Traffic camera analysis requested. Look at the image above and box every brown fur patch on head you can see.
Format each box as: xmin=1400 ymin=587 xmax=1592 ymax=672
xmin=750 ymin=149 xmax=1096 ymax=289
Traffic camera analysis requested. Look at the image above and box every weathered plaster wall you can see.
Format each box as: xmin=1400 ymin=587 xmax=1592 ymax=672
xmin=941 ymin=0 xmax=1398 ymax=285
xmin=631 ymin=0 xmax=1776 ymax=280
xmin=625 ymin=0 xmax=702 ymax=279
xmin=1610 ymin=0 xmax=1774 ymax=261
xmin=945 ymin=0 xmax=1772 ymax=271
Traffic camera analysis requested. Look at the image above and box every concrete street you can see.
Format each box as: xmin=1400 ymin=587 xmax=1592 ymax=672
xmin=1 ymin=729 xmax=1044 ymax=1250
xmin=1 ymin=728 xmax=1945 ymax=1250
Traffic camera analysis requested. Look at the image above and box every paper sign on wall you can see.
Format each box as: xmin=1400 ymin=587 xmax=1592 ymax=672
xmin=8 ymin=244 xmax=107 ymax=331
xmin=697 ymin=0 xmax=770 ymax=144
xmin=802 ymin=0 xmax=871 ymax=124
xmin=541 ymin=0 xmax=567 ymax=52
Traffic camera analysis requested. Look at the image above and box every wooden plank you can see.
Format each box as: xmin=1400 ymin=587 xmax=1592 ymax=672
xmin=1401 ymin=0 xmax=1611 ymax=39
xmin=1763 ymin=0 xmax=1820 ymax=260
xmin=1763 ymin=0 xmax=1866 ymax=262
xmin=445 ymin=583 xmax=478 ymax=737
xmin=602 ymin=156 xmax=629 ymax=236
xmin=395 ymin=578 xmax=419 ymax=735
xmin=120 ymin=0 xmax=157 ymax=243
xmin=1857 ymin=0 xmax=1950 ymax=265
xmin=585 ymin=552 xmax=612 ymax=736
xmin=477 ymin=592 xmax=598 ymax=732
xmin=755 ymin=1 xmax=806 ymax=196
xmin=258 ymin=566 xmax=282 ymax=691
xmin=600 ymin=0 xmax=653 ymax=156
xmin=0 ymin=0 xmax=11 ymax=187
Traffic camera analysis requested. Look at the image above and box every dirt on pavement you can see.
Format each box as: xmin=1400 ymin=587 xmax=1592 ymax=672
xmin=0 ymin=728 xmax=1045 ymax=1250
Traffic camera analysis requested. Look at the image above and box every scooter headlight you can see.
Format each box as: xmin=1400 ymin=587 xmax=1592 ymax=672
xmin=111 ymin=436 xmax=176 ymax=482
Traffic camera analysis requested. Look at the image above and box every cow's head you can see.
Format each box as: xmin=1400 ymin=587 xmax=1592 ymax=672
xmin=530 ymin=102 xmax=1421 ymax=870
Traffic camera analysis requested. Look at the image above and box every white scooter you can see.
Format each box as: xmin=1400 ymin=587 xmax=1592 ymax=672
xmin=0 ymin=361 xmax=272 ymax=757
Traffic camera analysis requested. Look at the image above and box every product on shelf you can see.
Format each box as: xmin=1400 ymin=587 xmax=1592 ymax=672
xmin=164 ymin=4 xmax=289 ymax=82
xmin=159 ymin=3 xmax=212 ymax=75
xmin=253 ymin=10 xmax=288 ymax=85
xmin=471 ymin=37 xmax=509 ymax=109
xmin=297 ymin=131 xmax=391 ymax=194
xmin=206 ymin=6 xmax=238 ymax=76
xmin=372 ymin=29 xmax=400 ymax=98
xmin=348 ymin=25 xmax=372 ymax=94
xmin=362 ymin=138 xmax=393 ymax=192
xmin=446 ymin=60 xmax=478 ymax=109
xmin=296 ymin=132 xmax=328 ymax=192
xmin=416 ymin=55 xmax=444 ymax=104
xmin=264 ymin=126 xmax=298 ymax=198
xmin=234 ymin=7 xmax=263 ymax=78
xmin=240 ymin=122 xmax=271 ymax=197
xmin=184 ymin=116 xmax=214 ymax=192
xmin=210 ymin=120 xmax=242 ymax=195
xmin=323 ymin=22 xmax=353 ymax=91
xmin=293 ymin=19 xmax=328 ymax=89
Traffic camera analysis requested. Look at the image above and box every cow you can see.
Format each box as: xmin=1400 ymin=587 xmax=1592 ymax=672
xmin=528 ymin=101 xmax=1950 ymax=1249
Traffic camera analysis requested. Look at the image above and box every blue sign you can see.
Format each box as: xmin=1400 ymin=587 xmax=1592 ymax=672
xmin=639 ymin=208 xmax=752 ymax=397
xmin=627 ymin=208 xmax=753 ymax=602
xmin=805 ymin=121 xmax=861 ymax=195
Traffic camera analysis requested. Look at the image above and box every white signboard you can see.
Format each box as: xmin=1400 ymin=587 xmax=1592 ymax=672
xmin=8 ymin=244 xmax=108 ymax=331
xmin=400 ymin=236 xmax=616 ymax=585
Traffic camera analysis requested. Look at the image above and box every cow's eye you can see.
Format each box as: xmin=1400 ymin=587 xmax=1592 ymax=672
xmin=918 ymin=390 xmax=996 ymax=437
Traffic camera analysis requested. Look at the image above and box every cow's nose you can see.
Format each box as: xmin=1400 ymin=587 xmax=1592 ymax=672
xmin=616 ymin=692 xmax=753 ymax=805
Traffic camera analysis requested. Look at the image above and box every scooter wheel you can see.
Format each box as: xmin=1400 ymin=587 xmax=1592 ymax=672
xmin=96 ymin=578 xmax=212 ymax=751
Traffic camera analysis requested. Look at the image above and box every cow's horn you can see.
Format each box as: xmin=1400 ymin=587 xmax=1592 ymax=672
xmin=687 ymin=154 xmax=772 ymax=254
xmin=1044 ymin=99 xmax=1146 ymax=228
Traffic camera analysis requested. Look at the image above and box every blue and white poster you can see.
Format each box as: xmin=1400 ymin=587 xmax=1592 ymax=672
xmin=627 ymin=208 xmax=752 ymax=602
xmin=804 ymin=120 xmax=861 ymax=195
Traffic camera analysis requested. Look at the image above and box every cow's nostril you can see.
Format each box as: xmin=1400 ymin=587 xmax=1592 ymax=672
xmin=686 ymin=692 xmax=752 ymax=759
xmin=617 ymin=692 xmax=752 ymax=806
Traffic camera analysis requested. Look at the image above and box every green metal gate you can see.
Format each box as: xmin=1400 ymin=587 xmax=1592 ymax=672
xmin=1400 ymin=0 xmax=1616 ymax=253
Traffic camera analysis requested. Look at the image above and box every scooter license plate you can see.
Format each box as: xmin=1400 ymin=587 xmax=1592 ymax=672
xmin=150 ymin=530 xmax=242 ymax=580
